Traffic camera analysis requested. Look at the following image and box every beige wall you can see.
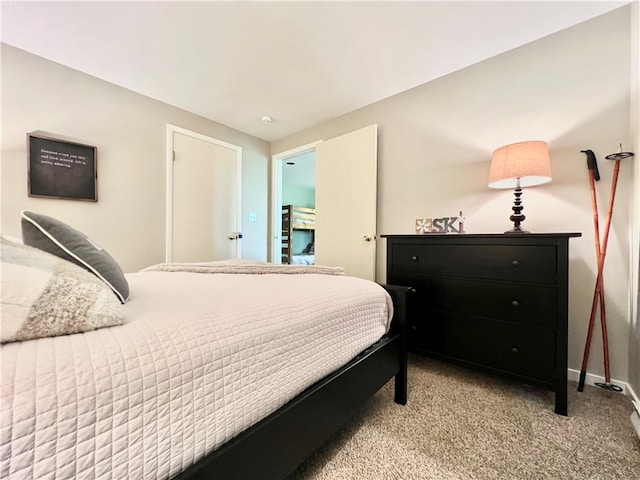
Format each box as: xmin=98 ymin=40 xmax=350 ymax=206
xmin=272 ymin=7 xmax=636 ymax=386
xmin=1 ymin=44 xmax=270 ymax=272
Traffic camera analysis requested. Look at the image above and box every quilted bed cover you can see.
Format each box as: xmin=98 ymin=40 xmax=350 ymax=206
xmin=1 ymin=271 xmax=392 ymax=479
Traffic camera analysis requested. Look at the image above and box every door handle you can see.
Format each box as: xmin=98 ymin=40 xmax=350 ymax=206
xmin=228 ymin=232 xmax=243 ymax=240
xmin=363 ymin=235 xmax=376 ymax=242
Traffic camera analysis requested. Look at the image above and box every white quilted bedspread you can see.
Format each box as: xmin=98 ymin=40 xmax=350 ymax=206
xmin=1 ymin=272 xmax=392 ymax=479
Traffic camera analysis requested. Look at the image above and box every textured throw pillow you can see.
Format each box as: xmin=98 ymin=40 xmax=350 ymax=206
xmin=21 ymin=210 xmax=129 ymax=303
xmin=0 ymin=236 xmax=127 ymax=343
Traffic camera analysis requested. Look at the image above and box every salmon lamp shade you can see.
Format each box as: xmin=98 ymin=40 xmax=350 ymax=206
xmin=488 ymin=140 xmax=552 ymax=234
xmin=489 ymin=141 xmax=552 ymax=188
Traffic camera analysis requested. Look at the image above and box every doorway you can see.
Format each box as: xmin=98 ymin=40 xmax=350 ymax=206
xmin=272 ymin=143 xmax=319 ymax=264
xmin=166 ymin=124 xmax=243 ymax=263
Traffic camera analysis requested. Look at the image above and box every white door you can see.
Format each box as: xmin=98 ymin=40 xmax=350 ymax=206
xmin=315 ymin=124 xmax=378 ymax=280
xmin=168 ymin=127 xmax=242 ymax=263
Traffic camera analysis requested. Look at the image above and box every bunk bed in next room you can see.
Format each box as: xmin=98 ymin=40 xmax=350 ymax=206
xmin=281 ymin=205 xmax=315 ymax=265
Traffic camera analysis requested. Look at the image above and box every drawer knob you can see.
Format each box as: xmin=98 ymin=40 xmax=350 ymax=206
xmin=512 ymin=260 xmax=520 ymax=267
xmin=511 ymin=346 xmax=519 ymax=354
xmin=511 ymin=300 xmax=520 ymax=308
xmin=411 ymin=256 xmax=419 ymax=262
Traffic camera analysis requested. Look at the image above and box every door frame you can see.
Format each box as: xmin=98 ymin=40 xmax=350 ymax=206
xmin=270 ymin=141 xmax=321 ymax=263
xmin=166 ymin=124 xmax=243 ymax=262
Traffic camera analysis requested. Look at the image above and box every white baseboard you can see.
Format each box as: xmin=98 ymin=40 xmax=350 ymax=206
xmin=567 ymin=368 xmax=630 ymax=395
xmin=568 ymin=368 xmax=640 ymax=441
xmin=631 ymin=411 xmax=640 ymax=440
xmin=629 ymin=387 xmax=640 ymax=441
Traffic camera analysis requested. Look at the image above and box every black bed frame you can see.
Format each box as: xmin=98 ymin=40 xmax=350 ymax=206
xmin=174 ymin=285 xmax=410 ymax=480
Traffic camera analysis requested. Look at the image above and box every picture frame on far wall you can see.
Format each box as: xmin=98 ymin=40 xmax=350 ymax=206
xmin=27 ymin=132 xmax=97 ymax=201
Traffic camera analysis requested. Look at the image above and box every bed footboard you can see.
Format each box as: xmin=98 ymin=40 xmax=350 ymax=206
xmin=382 ymin=283 xmax=412 ymax=405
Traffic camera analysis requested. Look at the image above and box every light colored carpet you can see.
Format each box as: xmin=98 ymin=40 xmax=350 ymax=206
xmin=289 ymin=354 xmax=640 ymax=480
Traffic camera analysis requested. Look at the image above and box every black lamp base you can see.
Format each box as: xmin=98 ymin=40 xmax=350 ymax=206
xmin=504 ymin=226 xmax=530 ymax=234
xmin=505 ymin=185 xmax=531 ymax=234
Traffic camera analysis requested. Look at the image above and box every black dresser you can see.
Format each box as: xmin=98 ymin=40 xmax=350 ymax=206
xmin=383 ymin=233 xmax=580 ymax=415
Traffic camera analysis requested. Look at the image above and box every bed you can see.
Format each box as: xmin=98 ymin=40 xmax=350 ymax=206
xmin=1 ymin=212 xmax=408 ymax=480
xmin=281 ymin=205 xmax=315 ymax=265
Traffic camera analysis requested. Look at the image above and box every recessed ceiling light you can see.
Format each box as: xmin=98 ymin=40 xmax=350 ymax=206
xmin=261 ymin=115 xmax=272 ymax=124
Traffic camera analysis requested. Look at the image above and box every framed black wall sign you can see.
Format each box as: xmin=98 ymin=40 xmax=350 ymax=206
xmin=27 ymin=133 xmax=97 ymax=201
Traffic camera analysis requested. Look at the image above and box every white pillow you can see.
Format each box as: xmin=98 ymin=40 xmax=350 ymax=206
xmin=1 ymin=236 xmax=127 ymax=343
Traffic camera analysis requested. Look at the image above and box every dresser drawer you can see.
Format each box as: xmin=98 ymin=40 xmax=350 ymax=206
xmin=398 ymin=276 xmax=557 ymax=329
xmin=390 ymin=243 xmax=557 ymax=284
xmin=412 ymin=314 xmax=556 ymax=381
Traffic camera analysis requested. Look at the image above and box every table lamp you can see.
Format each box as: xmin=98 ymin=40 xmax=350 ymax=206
xmin=489 ymin=140 xmax=552 ymax=234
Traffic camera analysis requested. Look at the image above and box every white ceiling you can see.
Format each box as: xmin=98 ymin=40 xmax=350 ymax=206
xmin=1 ymin=1 xmax=628 ymax=142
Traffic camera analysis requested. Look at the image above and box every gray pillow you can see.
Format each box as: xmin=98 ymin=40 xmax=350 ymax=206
xmin=21 ymin=210 xmax=129 ymax=303
xmin=1 ymin=236 xmax=127 ymax=343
